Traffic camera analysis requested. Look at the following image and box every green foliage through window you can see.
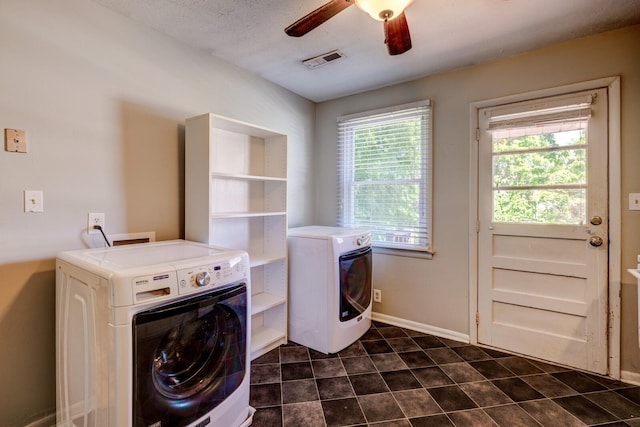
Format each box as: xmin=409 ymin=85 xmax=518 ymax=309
xmin=492 ymin=129 xmax=587 ymax=224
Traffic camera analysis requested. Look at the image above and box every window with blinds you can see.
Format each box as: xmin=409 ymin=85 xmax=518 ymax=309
xmin=337 ymin=100 xmax=432 ymax=252
xmin=486 ymin=94 xmax=593 ymax=224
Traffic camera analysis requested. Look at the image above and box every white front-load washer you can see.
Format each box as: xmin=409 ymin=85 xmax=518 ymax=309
xmin=55 ymin=240 xmax=254 ymax=427
xmin=288 ymin=226 xmax=372 ymax=354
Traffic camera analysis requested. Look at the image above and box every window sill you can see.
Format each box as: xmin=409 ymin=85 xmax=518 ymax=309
xmin=372 ymin=246 xmax=434 ymax=260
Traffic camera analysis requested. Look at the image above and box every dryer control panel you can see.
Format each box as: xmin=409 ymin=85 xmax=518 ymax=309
xmin=177 ymin=255 xmax=248 ymax=295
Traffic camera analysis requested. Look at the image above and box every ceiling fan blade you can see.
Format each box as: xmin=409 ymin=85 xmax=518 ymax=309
xmin=285 ymin=0 xmax=354 ymax=37
xmin=384 ymin=12 xmax=412 ymax=55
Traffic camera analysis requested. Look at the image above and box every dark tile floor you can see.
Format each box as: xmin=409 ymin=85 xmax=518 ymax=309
xmin=249 ymin=321 xmax=640 ymax=427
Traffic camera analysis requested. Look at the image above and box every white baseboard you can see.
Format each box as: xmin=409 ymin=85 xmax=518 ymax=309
xmin=23 ymin=413 xmax=55 ymax=427
xmin=621 ymin=370 xmax=640 ymax=386
xmin=372 ymin=312 xmax=470 ymax=344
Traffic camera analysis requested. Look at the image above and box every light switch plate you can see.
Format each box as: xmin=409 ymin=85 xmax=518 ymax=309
xmin=24 ymin=190 xmax=43 ymax=213
xmin=629 ymin=193 xmax=640 ymax=211
xmin=5 ymin=128 xmax=27 ymax=153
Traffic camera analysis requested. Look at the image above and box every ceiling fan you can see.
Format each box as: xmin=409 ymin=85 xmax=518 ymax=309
xmin=285 ymin=0 xmax=414 ymax=56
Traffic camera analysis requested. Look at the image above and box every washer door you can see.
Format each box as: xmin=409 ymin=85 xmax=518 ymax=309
xmin=339 ymin=246 xmax=372 ymax=322
xmin=133 ymin=282 xmax=247 ymax=427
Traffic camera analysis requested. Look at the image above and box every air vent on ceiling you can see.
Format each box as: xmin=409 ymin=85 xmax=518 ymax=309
xmin=302 ymin=49 xmax=345 ymax=69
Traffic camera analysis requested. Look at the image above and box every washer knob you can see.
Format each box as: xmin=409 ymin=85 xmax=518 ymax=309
xmin=357 ymin=235 xmax=370 ymax=246
xmin=195 ymin=271 xmax=211 ymax=287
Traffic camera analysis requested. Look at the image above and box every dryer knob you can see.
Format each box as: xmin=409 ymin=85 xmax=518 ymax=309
xmin=195 ymin=271 xmax=211 ymax=287
xmin=358 ymin=235 xmax=371 ymax=246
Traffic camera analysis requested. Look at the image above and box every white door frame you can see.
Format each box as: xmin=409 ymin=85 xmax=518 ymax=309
xmin=468 ymin=76 xmax=621 ymax=378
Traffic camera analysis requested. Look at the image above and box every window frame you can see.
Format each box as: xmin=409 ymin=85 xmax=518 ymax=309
xmin=336 ymin=100 xmax=433 ymax=257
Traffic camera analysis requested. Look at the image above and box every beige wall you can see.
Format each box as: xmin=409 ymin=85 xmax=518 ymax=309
xmin=2 ymin=0 xmax=639 ymax=424
xmin=316 ymin=25 xmax=640 ymax=377
xmin=0 ymin=0 xmax=315 ymax=425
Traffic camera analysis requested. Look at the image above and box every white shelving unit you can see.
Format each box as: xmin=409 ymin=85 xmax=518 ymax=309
xmin=185 ymin=113 xmax=288 ymax=360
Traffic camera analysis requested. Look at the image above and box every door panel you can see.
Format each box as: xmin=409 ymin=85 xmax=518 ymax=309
xmin=477 ymin=89 xmax=608 ymax=374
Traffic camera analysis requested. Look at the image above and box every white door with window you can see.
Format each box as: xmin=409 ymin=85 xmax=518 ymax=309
xmin=477 ymin=89 xmax=609 ymax=374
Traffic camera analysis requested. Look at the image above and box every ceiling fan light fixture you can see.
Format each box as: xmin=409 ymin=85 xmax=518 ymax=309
xmin=354 ymin=0 xmax=414 ymax=21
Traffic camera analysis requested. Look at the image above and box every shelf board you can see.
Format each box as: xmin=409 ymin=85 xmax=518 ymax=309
xmin=251 ymin=292 xmax=286 ymax=316
xmin=206 ymin=113 xmax=285 ymax=139
xmin=250 ymin=253 xmax=286 ymax=268
xmin=211 ymin=211 xmax=286 ymax=219
xmin=211 ymin=172 xmax=286 ymax=182
xmin=251 ymin=326 xmax=286 ymax=355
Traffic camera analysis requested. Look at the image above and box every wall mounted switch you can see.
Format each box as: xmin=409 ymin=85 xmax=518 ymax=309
xmin=24 ymin=190 xmax=43 ymax=212
xmin=629 ymin=193 xmax=640 ymax=211
xmin=5 ymin=128 xmax=27 ymax=153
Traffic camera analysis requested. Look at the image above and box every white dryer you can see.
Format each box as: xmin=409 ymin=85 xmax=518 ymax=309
xmin=288 ymin=226 xmax=372 ymax=354
xmin=56 ymin=240 xmax=254 ymax=427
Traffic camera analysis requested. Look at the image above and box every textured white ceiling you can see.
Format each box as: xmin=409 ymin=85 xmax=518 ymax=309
xmin=92 ymin=0 xmax=640 ymax=102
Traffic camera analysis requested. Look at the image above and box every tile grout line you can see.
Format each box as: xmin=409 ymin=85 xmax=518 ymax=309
xmin=251 ymin=321 xmax=640 ymax=427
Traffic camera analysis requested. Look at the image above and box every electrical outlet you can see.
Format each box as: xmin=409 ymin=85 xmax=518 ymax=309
xmin=87 ymin=213 xmax=105 ymax=234
xmin=373 ymin=289 xmax=382 ymax=303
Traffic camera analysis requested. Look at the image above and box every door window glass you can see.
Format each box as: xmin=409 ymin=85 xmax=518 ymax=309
xmin=488 ymin=100 xmax=590 ymax=225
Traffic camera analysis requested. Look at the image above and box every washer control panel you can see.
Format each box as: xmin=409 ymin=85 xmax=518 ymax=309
xmin=356 ymin=233 xmax=371 ymax=247
xmin=177 ymin=255 xmax=248 ymax=295
xmin=334 ymin=231 xmax=372 ymax=254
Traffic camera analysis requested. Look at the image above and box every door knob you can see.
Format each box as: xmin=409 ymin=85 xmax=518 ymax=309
xmin=590 ymin=216 xmax=603 ymax=225
xmin=589 ymin=236 xmax=604 ymax=247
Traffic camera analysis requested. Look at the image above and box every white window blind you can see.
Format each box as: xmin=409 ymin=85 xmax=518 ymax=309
xmin=337 ymin=100 xmax=432 ymax=252
xmin=487 ymin=95 xmax=593 ymax=139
